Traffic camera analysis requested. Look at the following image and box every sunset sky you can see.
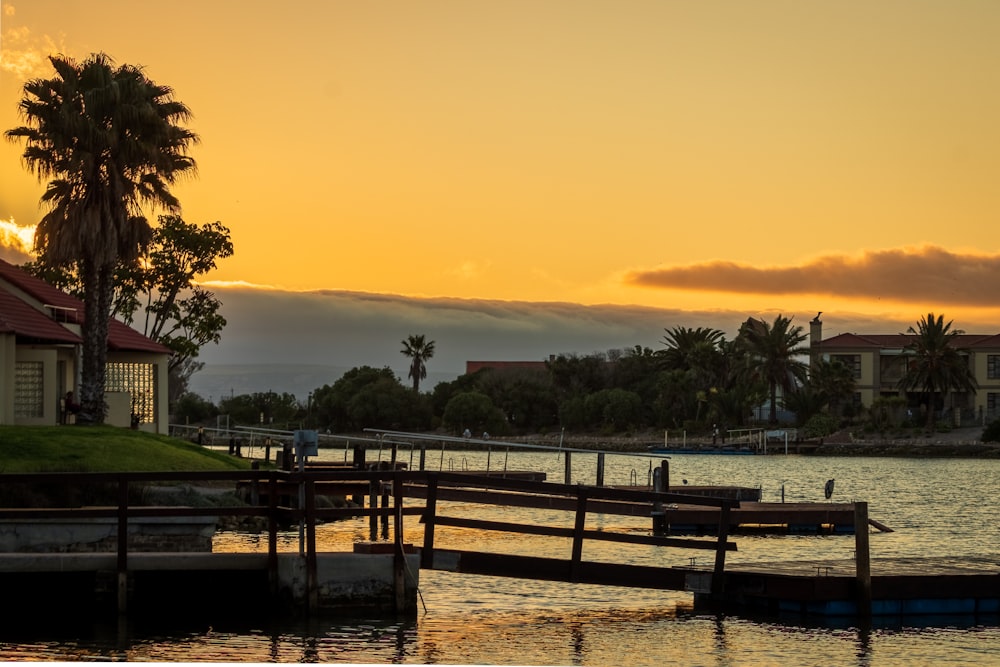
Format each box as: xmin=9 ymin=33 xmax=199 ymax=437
xmin=3 ymin=1 xmax=1000 ymax=390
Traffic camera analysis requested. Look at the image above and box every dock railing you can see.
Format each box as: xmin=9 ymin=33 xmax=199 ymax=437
xmin=0 ymin=466 xmax=740 ymax=613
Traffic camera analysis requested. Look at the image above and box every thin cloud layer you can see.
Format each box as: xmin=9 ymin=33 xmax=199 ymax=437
xmin=625 ymin=246 xmax=1000 ymax=306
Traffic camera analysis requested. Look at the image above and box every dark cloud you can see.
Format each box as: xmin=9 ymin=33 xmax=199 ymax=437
xmin=189 ymin=286 xmax=947 ymax=399
xmin=625 ymin=246 xmax=1000 ymax=306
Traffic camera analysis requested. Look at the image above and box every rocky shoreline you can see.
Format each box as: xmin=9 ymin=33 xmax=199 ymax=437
xmin=496 ymin=427 xmax=1000 ymax=458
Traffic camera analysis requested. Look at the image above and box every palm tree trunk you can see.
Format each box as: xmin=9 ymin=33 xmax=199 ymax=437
xmin=78 ymin=259 xmax=102 ymax=422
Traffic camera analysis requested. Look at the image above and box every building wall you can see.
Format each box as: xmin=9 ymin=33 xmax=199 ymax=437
xmin=0 ymin=335 xmax=14 ymax=425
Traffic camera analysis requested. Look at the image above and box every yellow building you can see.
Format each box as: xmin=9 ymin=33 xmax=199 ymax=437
xmin=810 ymin=317 xmax=1000 ymax=426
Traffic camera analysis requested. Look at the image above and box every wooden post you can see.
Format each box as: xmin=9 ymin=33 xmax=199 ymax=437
xmin=421 ymin=473 xmax=438 ymax=569
xmin=393 ymin=474 xmax=406 ymax=612
xmin=369 ymin=478 xmax=379 ymax=542
xmin=306 ymin=479 xmax=318 ymax=612
xmin=419 ymin=444 xmax=426 ymax=471
xmin=570 ymin=489 xmax=587 ymax=582
xmin=381 ymin=474 xmax=390 ymax=540
xmin=855 ymin=501 xmax=872 ymax=619
xmin=660 ymin=460 xmax=670 ymax=492
xmin=711 ymin=503 xmax=731 ymax=598
xmin=596 ymin=453 xmax=605 ymax=487
xmin=564 ymin=451 xmax=572 ymax=485
xmin=267 ymin=472 xmax=279 ymax=598
xmin=353 ymin=444 xmax=366 ymax=506
xmin=117 ymin=476 xmax=129 ymax=615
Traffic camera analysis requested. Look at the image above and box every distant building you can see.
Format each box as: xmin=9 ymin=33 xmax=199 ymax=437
xmin=465 ymin=360 xmax=549 ymax=375
xmin=0 ymin=258 xmax=171 ymax=433
xmin=810 ymin=316 xmax=1000 ymax=425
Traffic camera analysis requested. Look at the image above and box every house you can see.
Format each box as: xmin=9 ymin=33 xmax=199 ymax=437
xmin=809 ymin=316 xmax=1000 ymax=425
xmin=0 ymin=258 xmax=170 ymax=433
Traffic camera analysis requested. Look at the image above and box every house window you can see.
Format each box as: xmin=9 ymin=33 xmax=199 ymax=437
xmin=14 ymin=361 xmax=44 ymax=418
xmin=989 ymin=393 xmax=1000 ymax=414
xmin=106 ymin=362 xmax=156 ymax=424
xmin=988 ymin=355 xmax=1000 ymax=380
xmin=832 ymin=354 xmax=862 ymax=380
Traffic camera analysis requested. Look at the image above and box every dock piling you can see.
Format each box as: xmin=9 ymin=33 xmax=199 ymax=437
xmin=855 ymin=501 xmax=872 ymax=619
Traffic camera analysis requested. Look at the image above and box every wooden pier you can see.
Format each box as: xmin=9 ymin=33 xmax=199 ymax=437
xmin=685 ymin=556 xmax=1000 ymax=617
xmin=0 ymin=464 xmax=992 ymax=623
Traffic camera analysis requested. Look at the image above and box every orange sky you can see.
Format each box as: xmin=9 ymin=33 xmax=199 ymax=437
xmin=3 ymin=0 xmax=1000 ymax=331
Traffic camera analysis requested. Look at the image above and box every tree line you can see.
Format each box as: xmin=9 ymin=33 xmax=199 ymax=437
xmin=176 ymin=311 xmax=982 ymax=439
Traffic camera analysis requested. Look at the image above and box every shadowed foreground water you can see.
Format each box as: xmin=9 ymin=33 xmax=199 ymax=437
xmin=2 ymin=451 xmax=1000 ymax=665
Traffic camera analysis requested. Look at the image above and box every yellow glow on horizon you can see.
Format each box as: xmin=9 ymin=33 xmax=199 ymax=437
xmin=3 ymin=1 xmax=1000 ymax=331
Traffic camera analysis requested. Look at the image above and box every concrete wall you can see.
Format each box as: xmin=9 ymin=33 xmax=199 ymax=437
xmin=0 ymin=517 xmax=218 ymax=553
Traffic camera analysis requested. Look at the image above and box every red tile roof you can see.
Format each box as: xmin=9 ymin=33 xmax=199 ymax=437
xmin=820 ymin=332 xmax=996 ymax=349
xmin=0 ymin=258 xmax=169 ymax=354
xmin=0 ymin=288 xmax=82 ymax=343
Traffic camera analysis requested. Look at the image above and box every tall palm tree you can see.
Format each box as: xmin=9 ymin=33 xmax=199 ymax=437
xmin=897 ymin=313 xmax=977 ymax=429
xmin=7 ymin=53 xmax=197 ymax=421
xmin=401 ymin=334 xmax=435 ymax=392
xmin=740 ymin=315 xmax=810 ymax=424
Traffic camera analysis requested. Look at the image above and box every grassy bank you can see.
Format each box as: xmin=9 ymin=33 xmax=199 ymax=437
xmin=0 ymin=425 xmax=251 ymax=473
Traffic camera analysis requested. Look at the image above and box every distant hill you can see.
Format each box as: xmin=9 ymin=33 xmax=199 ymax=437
xmin=188 ymin=363 xmax=461 ymax=402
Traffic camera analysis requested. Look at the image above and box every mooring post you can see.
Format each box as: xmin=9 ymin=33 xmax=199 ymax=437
xmin=711 ymin=503 xmax=731 ymax=598
xmin=564 ymin=451 xmax=572 ymax=484
xmin=421 ymin=473 xmax=438 ymax=569
xmin=267 ymin=472 xmax=279 ymax=598
xmin=660 ymin=460 xmax=670 ymax=491
xmin=855 ymin=501 xmax=872 ymax=619
xmin=393 ymin=474 xmax=406 ymax=612
xmin=419 ymin=444 xmax=426 ymax=471
xmin=381 ymin=466 xmax=390 ymax=540
xmin=306 ymin=479 xmax=318 ymax=613
xmin=353 ymin=444 xmax=366 ymax=506
xmin=369 ymin=477 xmax=379 ymax=542
xmin=117 ymin=475 xmax=129 ymax=615
xmin=570 ymin=488 xmax=588 ymax=582
xmin=596 ymin=453 xmax=605 ymax=487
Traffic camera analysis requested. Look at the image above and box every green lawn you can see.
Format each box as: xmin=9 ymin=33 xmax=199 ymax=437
xmin=0 ymin=425 xmax=252 ymax=473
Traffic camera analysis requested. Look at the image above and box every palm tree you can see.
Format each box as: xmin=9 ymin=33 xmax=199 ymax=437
xmin=897 ymin=313 xmax=977 ymax=429
xmin=810 ymin=358 xmax=856 ymax=421
xmin=401 ymin=334 xmax=435 ymax=392
xmin=740 ymin=315 xmax=810 ymax=424
xmin=6 ymin=53 xmax=197 ymax=421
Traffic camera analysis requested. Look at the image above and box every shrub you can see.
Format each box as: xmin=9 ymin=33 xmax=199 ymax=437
xmin=982 ymin=419 xmax=1000 ymax=443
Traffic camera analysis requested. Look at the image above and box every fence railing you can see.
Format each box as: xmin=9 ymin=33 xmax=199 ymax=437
xmin=0 ymin=467 xmax=740 ymax=611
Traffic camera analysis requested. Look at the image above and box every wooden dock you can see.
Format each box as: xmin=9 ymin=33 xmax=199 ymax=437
xmin=660 ymin=501 xmax=891 ymax=535
xmin=685 ymin=556 xmax=1000 ymax=617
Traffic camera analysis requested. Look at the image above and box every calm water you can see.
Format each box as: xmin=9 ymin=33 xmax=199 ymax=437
xmin=3 ymin=448 xmax=1000 ymax=665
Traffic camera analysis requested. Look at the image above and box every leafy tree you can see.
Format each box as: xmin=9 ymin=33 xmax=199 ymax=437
xmin=7 ymin=53 xmax=197 ymax=421
xmin=740 ymin=315 xmax=810 ymax=424
xmin=473 ymin=367 xmax=557 ymax=432
xmin=401 ymin=334 xmax=435 ymax=392
xmin=311 ymin=366 xmax=399 ymax=432
xmin=24 ymin=215 xmax=233 ymax=402
xmin=172 ymin=391 xmax=218 ymax=424
xmin=442 ymin=391 xmax=505 ymax=435
xmin=347 ymin=377 xmax=432 ymax=431
xmin=218 ymin=391 xmax=301 ymax=429
xmin=810 ymin=358 xmax=856 ymax=421
xmin=586 ymin=388 xmax=644 ymax=432
xmin=547 ymin=353 xmax=609 ymax=399
xmin=897 ymin=313 xmax=978 ymax=429
xmin=430 ymin=370 xmax=488 ymax=419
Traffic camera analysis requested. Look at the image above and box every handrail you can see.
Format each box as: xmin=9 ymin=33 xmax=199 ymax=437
xmin=0 ymin=467 xmax=738 ymax=610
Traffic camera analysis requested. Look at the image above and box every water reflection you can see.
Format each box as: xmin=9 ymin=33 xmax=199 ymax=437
xmin=4 ymin=453 xmax=1000 ymax=664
